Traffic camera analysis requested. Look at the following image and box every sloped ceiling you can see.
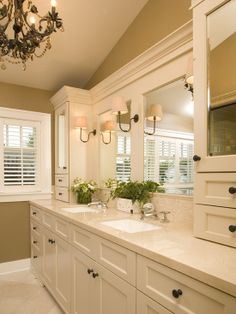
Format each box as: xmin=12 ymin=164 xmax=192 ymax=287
xmin=0 ymin=0 xmax=148 ymax=91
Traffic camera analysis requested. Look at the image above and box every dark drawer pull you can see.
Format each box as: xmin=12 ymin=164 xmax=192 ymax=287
xmin=63 ymin=166 xmax=67 ymax=170
xmin=33 ymin=227 xmax=37 ymax=230
xmin=87 ymin=268 xmax=94 ymax=274
xmin=193 ymin=155 xmax=201 ymax=162
xmin=33 ymin=255 xmax=38 ymax=259
xmin=32 ymin=212 xmax=37 ymax=215
xmin=58 ymin=179 xmax=63 ymax=182
xmin=172 ymin=289 xmax=183 ymax=299
xmin=229 ymin=225 xmax=236 ymax=233
xmin=59 ymin=193 xmax=63 ymax=196
xmin=92 ymin=272 xmax=99 ymax=278
xmin=229 ymin=187 xmax=236 ymax=195
xmin=33 ymin=240 xmax=37 ymax=244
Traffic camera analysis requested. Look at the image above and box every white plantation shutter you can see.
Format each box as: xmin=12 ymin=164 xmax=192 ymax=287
xmin=144 ymin=130 xmax=194 ymax=192
xmin=2 ymin=119 xmax=40 ymax=190
xmin=116 ymin=133 xmax=131 ymax=181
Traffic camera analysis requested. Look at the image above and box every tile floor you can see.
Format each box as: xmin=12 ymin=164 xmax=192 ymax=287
xmin=0 ymin=270 xmax=64 ymax=314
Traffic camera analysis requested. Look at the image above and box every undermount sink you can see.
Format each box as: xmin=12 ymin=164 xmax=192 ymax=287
xmin=62 ymin=206 xmax=98 ymax=214
xmin=100 ymin=218 xmax=161 ymax=233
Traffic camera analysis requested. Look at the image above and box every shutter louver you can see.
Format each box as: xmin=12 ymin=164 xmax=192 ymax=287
xmin=3 ymin=123 xmax=38 ymax=187
xmin=116 ymin=134 xmax=131 ymax=182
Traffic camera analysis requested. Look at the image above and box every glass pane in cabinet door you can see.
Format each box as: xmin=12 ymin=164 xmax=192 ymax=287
xmin=207 ymin=0 xmax=236 ymax=156
xmin=58 ymin=113 xmax=65 ymax=168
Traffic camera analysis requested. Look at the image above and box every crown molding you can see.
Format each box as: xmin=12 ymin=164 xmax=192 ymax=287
xmin=190 ymin=0 xmax=205 ymax=9
xmin=90 ymin=20 xmax=193 ymax=104
xmin=50 ymin=85 xmax=92 ymax=109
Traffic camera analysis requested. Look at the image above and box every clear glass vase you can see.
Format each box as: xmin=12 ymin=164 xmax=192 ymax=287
xmin=76 ymin=192 xmax=92 ymax=204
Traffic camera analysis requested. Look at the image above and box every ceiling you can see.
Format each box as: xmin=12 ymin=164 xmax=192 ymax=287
xmin=0 ymin=0 xmax=148 ymax=92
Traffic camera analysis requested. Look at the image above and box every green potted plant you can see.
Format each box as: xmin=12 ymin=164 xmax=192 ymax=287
xmin=71 ymin=178 xmax=97 ymax=204
xmin=108 ymin=179 xmax=164 ymax=211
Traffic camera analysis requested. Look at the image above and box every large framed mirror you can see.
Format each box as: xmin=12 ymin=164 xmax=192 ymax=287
xmin=99 ymin=103 xmax=132 ymax=186
xmin=143 ymin=79 xmax=194 ymax=196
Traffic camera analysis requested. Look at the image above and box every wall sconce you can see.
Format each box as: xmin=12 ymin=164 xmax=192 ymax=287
xmin=111 ymin=96 xmax=139 ymax=133
xmin=144 ymin=104 xmax=163 ymax=135
xmin=101 ymin=120 xmax=116 ymax=145
xmin=75 ymin=116 xmax=96 ymax=143
xmin=184 ymin=56 xmax=194 ymax=97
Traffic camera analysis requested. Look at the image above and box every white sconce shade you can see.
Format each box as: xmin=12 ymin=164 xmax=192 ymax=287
xmin=111 ymin=96 xmax=128 ymax=115
xmin=75 ymin=116 xmax=88 ymax=129
xmin=101 ymin=120 xmax=116 ymax=133
xmin=185 ymin=56 xmax=194 ymax=85
xmin=146 ymin=104 xmax=163 ymax=121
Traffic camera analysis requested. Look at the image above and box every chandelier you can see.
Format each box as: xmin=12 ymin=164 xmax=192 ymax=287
xmin=0 ymin=0 xmax=63 ymax=70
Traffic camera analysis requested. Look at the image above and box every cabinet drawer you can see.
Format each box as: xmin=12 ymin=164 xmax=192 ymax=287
xmin=31 ymin=245 xmax=42 ymax=275
xmin=42 ymin=212 xmax=55 ymax=230
xmin=137 ymin=255 xmax=236 ymax=314
xmin=55 ymin=187 xmax=69 ymax=202
xmin=30 ymin=206 xmax=42 ymax=222
xmin=55 ymin=217 xmax=70 ymax=241
xmin=31 ymin=221 xmax=41 ymax=235
xmin=137 ymin=291 xmax=172 ymax=314
xmin=71 ymin=224 xmax=96 ymax=258
xmin=31 ymin=229 xmax=41 ymax=251
xmin=55 ymin=175 xmax=69 ymax=187
xmin=194 ymin=204 xmax=236 ymax=247
xmin=195 ymin=173 xmax=236 ymax=208
xmin=95 ymin=236 xmax=136 ymax=285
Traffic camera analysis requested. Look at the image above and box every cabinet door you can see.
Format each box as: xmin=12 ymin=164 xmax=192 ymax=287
xmin=55 ymin=102 xmax=69 ymax=174
xmin=95 ymin=261 xmax=136 ymax=314
xmin=137 ymin=291 xmax=172 ymax=314
xmin=54 ymin=236 xmax=71 ymax=313
xmin=71 ymin=248 xmax=96 ymax=314
xmin=193 ymin=0 xmax=236 ymax=172
xmin=42 ymin=228 xmax=55 ymax=289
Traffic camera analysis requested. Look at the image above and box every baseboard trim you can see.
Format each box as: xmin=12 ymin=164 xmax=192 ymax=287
xmin=0 ymin=258 xmax=30 ymax=275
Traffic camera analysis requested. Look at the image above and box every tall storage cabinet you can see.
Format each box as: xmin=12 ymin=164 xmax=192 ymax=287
xmin=192 ymin=0 xmax=236 ymax=247
xmin=51 ymin=86 xmax=93 ymax=202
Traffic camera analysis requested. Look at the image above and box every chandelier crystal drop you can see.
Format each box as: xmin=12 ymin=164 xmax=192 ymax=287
xmin=0 ymin=0 xmax=64 ymax=70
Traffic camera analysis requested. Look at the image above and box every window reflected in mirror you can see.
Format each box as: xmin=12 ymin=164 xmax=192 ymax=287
xmin=144 ymin=79 xmax=194 ymax=196
xmin=99 ymin=104 xmax=132 ymax=186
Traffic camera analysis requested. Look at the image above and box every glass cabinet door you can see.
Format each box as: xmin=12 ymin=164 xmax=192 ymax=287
xmin=208 ymin=0 xmax=236 ymax=158
xmin=193 ymin=0 xmax=236 ymax=172
xmin=55 ymin=103 xmax=68 ymax=174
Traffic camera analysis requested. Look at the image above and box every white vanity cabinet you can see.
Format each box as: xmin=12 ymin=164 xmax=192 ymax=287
xmin=192 ymin=0 xmax=236 ymax=247
xmin=137 ymin=255 xmax=236 ymax=314
xmin=51 ymin=86 xmax=93 ymax=203
xmin=71 ymin=247 xmax=136 ymax=314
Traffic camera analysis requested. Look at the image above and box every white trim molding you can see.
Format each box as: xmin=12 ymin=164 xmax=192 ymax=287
xmin=0 ymin=258 xmax=30 ymax=275
xmin=90 ymin=21 xmax=193 ymax=103
xmin=50 ymin=85 xmax=92 ymax=109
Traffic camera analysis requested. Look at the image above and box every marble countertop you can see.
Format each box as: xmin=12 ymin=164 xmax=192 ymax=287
xmin=30 ymin=199 xmax=236 ymax=298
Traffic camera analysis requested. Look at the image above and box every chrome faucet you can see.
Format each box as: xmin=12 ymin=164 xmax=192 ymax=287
xmin=140 ymin=203 xmax=158 ymax=220
xmin=88 ymin=200 xmax=108 ymax=210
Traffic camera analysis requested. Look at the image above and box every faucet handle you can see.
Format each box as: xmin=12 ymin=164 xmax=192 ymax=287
xmin=159 ymin=211 xmax=170 ymax=223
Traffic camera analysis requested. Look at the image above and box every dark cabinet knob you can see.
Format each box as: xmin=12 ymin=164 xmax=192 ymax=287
xmin=229 ymin=187 xmax=236 ymax=195
xmin=33 ymin=240 xmax=37 ymax=244
xmin=33 ymin=212 xmax=37 ymax=215
xmin=33 ymin=255 xmax=38 ymax=259
xmin=33 ymin=227 xmax=37 ymax=230
xmin=58 ymin=179 xmax=62 ymax=182
xmin=92 ymin=272 xmax=99 ymax=278
xmin=48 ymin=239 xmax=52 ymax=243
xmin=51 ymin=239 xmax=55 ymax=244
xmin=59 ymin=193 xmax=63 ymax=196
xmin=172 ymin=289 xmax=183 ymax=299
xmin=193 ymin=155 xmax=201 ymax=162
xmin=63 ymin=166 xmax=67 ymax=170
xmin=87 ymin=268 xmax=94 ymax=274
xmin=229 ymin=225 xmax=236 ymax=233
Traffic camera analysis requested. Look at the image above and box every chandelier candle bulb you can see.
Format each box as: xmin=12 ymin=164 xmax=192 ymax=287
xmin=51 ymin=0 xmax=57 ymax=8
xmin=29 ymin=16 xmax=36 ymax=26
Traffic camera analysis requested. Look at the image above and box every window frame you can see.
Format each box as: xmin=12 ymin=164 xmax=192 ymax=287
xmin=0 ymin=107 xmax=51 ymax=202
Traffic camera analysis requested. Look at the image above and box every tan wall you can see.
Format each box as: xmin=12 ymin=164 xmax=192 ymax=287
xmin=0 ymin=82 xmax=53 ymax=263
xmin=85 ymin=0 xmax=192 ymax=89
